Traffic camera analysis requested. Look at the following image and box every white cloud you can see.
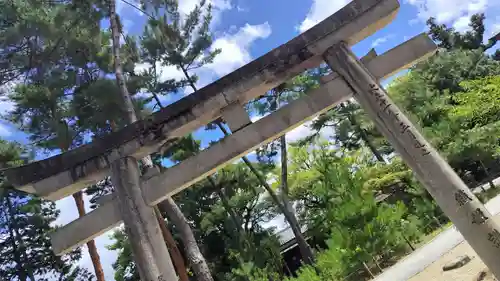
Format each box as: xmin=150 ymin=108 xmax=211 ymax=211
xmin=0 ymin=81 xmax=18 ymax=138
xmin=135 ymin=62 xmax=186 ymax=83
xmin=371 ymin=34 xmax=395 ymax=48
xmin=298 ymin=0 xmax=350 ymax=32
xmin=453 ymin=15 xmax=472 ymax=31
xmin=0 ymin=81 xmax=17 ymax=114
xmin=134 ymin=22 xmax=272 ymax=96
xmin=493 ymin=23 xmax=500 ymax=35
xmin=207 ymin=22 xmax=272 ymax=76
xmin=286 ymin=122 xmax=316 ymax=143
xmin=132 ymin=5 xmax=271 ymax=96
xmin=0 ymin=123 xmax=12 ymax=137
xmin=488 ymin=15 xmax=500 ymax=37
xmin=406 ymin=0 xmax=492 ymax=28
xmin=0 ymin=99 xmax=14 ymax=115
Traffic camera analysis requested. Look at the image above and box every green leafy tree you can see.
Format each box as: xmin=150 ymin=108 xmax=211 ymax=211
xmin=0 ymin=0 xmax=103 ymax=86
xmin=427 ymin=14 xmax=485 ymax=50
xmin=287 ymin=51 xmax=390 ymax=162
xmin=158 ymin=134 xmax=284 ymax=281
xmin=138 ymin=2 xmax=231 ymax=280
xmin=249 ymin=69 xmax=330 ymax=266
xmin=387 ymin=52 xmax=500 ymax=186
xmin=361 ymin=157 xmax=447 ymax=232
xmin=309 ymin=100 xmax=390 ymax=161
xmin=0 ymin=140 xmax=92 ymax=281
xmin=427 ymin=13 xmax=500 ymax=56
xmin=434 ymin=77 xmax=500 ymax=187
xmin=167 ymin=164 xmax=283 ymax=281
xmin=285 ymin=144 xmax=421 ymax=281
xmin=140 ymin=0 xmax=220 ymax=96
xmin=6 ymin=67 xmax=107 ymax=281
xmin=1 ymin=1 xmax=109 ymax=279
xmin=107 ymin=229 xmax=140 ymax=281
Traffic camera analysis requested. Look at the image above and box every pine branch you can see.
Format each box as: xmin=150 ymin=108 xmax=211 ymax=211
xmin=120 ymin=0 xmax=154 ymax=19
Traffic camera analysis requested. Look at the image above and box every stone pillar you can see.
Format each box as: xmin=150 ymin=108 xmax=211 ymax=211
xmin=324 ymin=42 xmax=500 ymax=278
xmin=111 ymin=156 xmax=178 ymax=281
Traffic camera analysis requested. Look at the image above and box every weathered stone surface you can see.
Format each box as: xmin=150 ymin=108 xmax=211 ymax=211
xmin=50 ymin=33 xmax=437 ymax=255
xmin=221 ymin=104 xmax=252 ymax=133
xmin=442 ymin=255 xmax=471 ymax=271
xmin=5 ymin=0 xmax=400 ymax=198
xmin=110 ymin=157 xmax=177 ymax=281
xmin=50 ymin=201 xmax=121 ymax=255
xmin=143 ymin=74 xmax=353 ymax=206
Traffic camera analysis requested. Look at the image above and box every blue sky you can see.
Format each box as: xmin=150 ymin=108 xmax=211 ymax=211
xmin=1 ymin=0 xmax=500 ymax=279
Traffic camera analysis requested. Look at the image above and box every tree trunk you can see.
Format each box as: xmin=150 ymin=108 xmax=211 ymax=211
xmin=150 ymin=66 xmax=214 ymax=281
xmin=73 ymin=191 xmax=106 ymax=281
xmin=373 ymin=256 xmax=383 ymax=272
xmin=110 ymin=1 xmax=180 ymax=280
xmin=159 ymin=198 xmax=214 ymax=281
xmin=282 ymin=196 xmax=315 ymax=264
xmin=208 ymin=88 xmax=315 ymax=265
xmin=55 ymin=116 xmax=105 ymax=279
xmin=279 ymin=133 xmax=315 ymax=265
xmin=280 ymin=135 xmax=289 ymax=195
xmin=479 ymin=159 xmax=495 ymax=190
xmin=109 ymin=0 xmax=137 ymax=125
xmin=357 ymin=125 xmax=385 ymax=163
xmin=206 ymin=177 xmax=243 ymax=234
xmin=363 ymin=262 xmax=375 ymax=278
xmin=154 ymin=207 xmax=190 ymax=281
xmin=402 ymin=234 xmax=415 ymax=251
xmin=344 ymin=103 xmax=385 ymax=163
xmin=180 ymin=64 xmax=313 ymax=268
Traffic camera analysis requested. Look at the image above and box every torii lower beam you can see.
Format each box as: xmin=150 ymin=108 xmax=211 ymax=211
xmin=50 ymin=33 xmax=436 ymax=256
xmin=5 ymin=0 xmax=400 ymax=201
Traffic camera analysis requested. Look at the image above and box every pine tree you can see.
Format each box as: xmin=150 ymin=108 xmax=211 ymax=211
xmin=141 ymin=0 xmax=319 ymax=267
xmin=137 ymin=1 xmax=226 ymax=280
xmin=427 ymin=13 xmax=499 ymax=59
xmin=251 ymin=73 xmax=333 ymax=266
xmin=0 ymin=2 xmax=109 ymax=279
xmin=107 ymin=229 xmax=140 ymax=281
xmin=309 ymin=100 xmax=391 ymax=161
xmin=0 ymin=140 xmax=93 ymax=281
xmin=140 ymin=0 xmax=220 ymax=96
xmin=6 ymin=74 xmax=106 ymax=281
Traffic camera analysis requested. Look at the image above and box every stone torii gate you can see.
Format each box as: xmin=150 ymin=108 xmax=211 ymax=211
xmin=5 ymin=0 xmax=500 ymax=280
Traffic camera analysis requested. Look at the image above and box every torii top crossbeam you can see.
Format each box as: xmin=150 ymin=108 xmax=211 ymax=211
xmin=4 ymin=0 xmax=399 ymax=201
